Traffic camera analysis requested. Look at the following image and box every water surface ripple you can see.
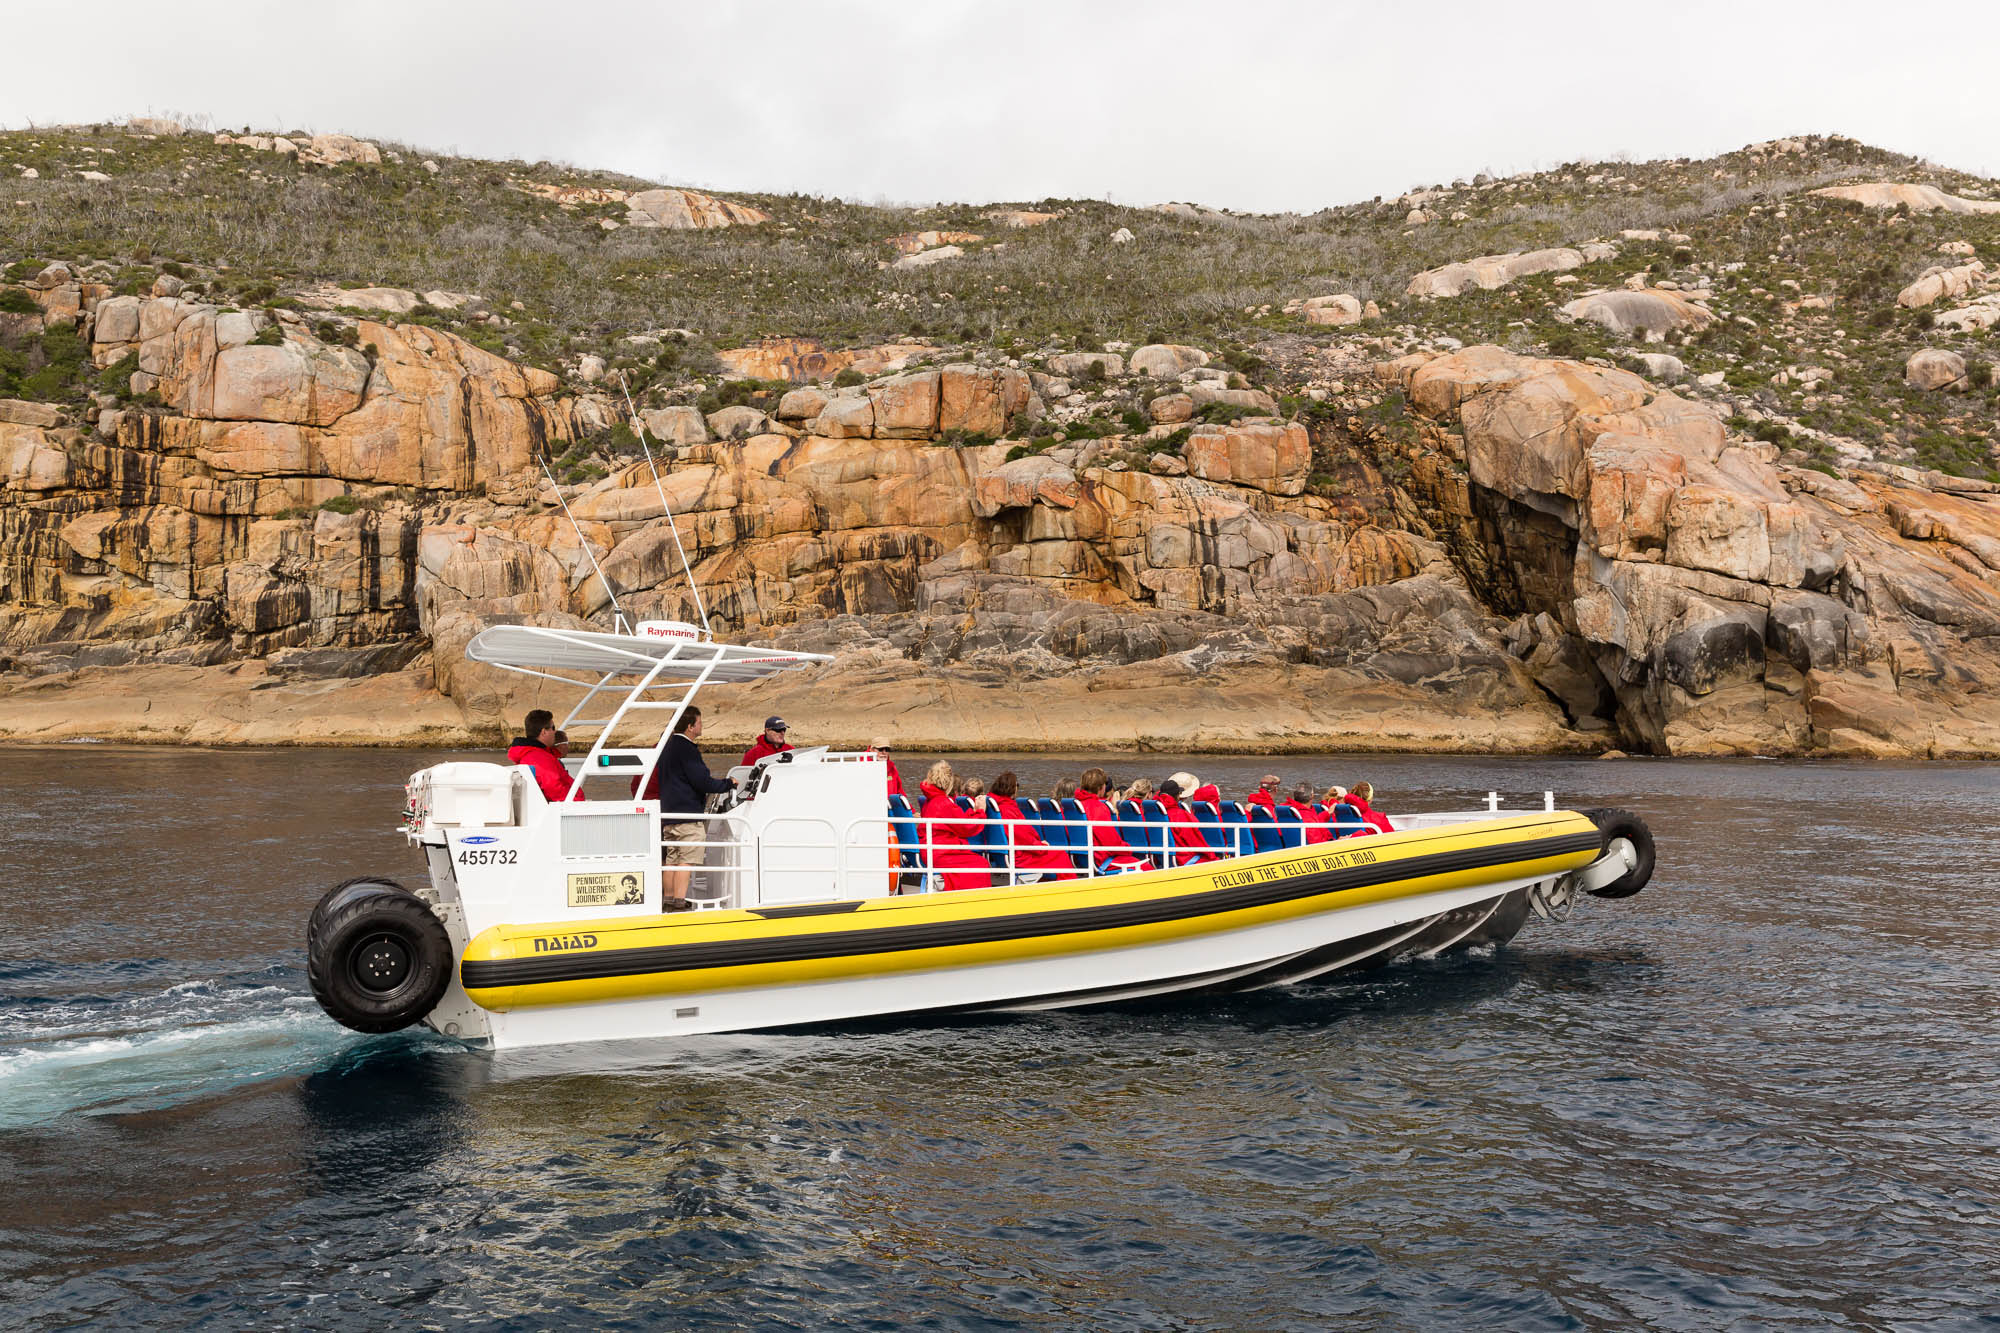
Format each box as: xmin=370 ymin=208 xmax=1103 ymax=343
xmin=1 ymin=748 xmax=1995 ymax=1330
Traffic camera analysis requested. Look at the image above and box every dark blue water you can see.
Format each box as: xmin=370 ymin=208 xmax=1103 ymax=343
xmin=2 ymin=748 xmax=1996 ymax=1330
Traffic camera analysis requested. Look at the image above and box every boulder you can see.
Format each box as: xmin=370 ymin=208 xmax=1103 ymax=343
xmin=1560 ymin=288 xmax=1715 ymax=339
xmin=1897 ymin=262 xmax=1985 ymax=308
xmin=128 ymin=117 xmax=184 ymax=136
xmin=1933 ymin=295 xmax=2000 ymax=332
xmin=888 ymin=230 xmax=981 ymax=256
xmin=639 ymin=405 xmax=709 ymax=446
xmin=866 ymin=371 xmax=941 ymax=438
xmin=973 ymin=456 xmax=1081 ymax=516
xmin=1301 ymin=294 xmax=1363 ymax=326
xmin=891 ymin=245 xmax=963 ymax=269
xmin=988 ymin=209 xmax=1060 ymax=228
xmin=813 ymin=394 xmax=875 ymax=439
xmin=0 ymin=399 xmax=65 ymax=428
xmin=1149 ymin=393 xmax=1194 ymax=424
xmin=209 ymin=340 xmax=371 ymax=427
xmin=776 ymin=387 xmax=829 ymax=421
xmin=93 ymin=294 xmax=142 ymax=346
xmin=576 ymin=354 xmax=607 ymax=384
xmin=1182 ymin=421 xmax=1311 ymax=496
xmin=1129 ymin=344 xmax=1209 ymax=378
xmin=939 ymin=364 xmax=1027 ymax=436
xmin=1046 ymin=352 xmax=1123 ymax=379
xmin=706 ymin=405 xmax=774 ymax=440
xmin=300 ymin=134 xmax=382 ymax=166
xmin=623 ymin=188 xmax=770 ymax=230
xmin=1188 ymin=384 xmax=1278 ymax=414
xmin=715 ymin=337 xmax=926 ymax=383
xmin=1809 ymin=184 xmax=2000 ymax=215
xmin=1635 ymin=352 xmax=1686 ymax=382
xmin=1906 ymin=348 xmax=1967 ymax=391
xmin=1405 ymin=246 xmax=1609 ymax=299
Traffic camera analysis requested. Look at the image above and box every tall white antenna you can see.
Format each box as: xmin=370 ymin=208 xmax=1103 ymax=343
xmin=538 ymin=453 xmax=630 ymax=635
xmin=616 ymin=372 xmax=713 ymax=639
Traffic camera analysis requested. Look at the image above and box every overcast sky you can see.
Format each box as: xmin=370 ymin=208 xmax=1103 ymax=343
xmin=5 ymin=1 xmax=1997 ymax=212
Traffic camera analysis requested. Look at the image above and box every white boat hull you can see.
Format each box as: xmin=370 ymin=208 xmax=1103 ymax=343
xmin=462 ymin=872 xmax=1555 ymax=1051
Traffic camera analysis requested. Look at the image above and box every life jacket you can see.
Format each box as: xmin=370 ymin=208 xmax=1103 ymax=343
xmin=1156 ymin=793 xmax=1218 ymax=865
xmin=507 ymin=738 xmax=572 ymax=803
xmin=918 ymin=782 xmax=991 ymax=890
xmin=883 ymin=757 xmax=906 ymax=800
xmin=991 ymin=795 xmax=1072 ymax=877
xmin=1246 ymin=788 xmax=1278 ymax=814
xmin=1190 ymin=784 xmax=1222 ymax=808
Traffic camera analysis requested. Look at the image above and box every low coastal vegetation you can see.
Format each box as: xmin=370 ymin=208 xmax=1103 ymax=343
xmin=3 ymin=120 xmax=2000 ymax=761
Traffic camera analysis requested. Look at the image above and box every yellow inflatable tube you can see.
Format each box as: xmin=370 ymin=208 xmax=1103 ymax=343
xmin=458 ymin=812 xmax=1604 ymax=1011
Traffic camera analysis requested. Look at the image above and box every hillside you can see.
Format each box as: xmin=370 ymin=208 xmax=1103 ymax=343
xmin=2 ymin=118 xmax=1998 ymax=757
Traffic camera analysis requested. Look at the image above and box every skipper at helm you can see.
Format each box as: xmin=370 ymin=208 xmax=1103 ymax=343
xmin=304 ymin=623 xmax=1655 ymax=1051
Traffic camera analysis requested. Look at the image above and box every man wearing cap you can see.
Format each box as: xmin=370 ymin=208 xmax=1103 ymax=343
xmin=742 ymin=716 xmax=794 ymax=768
xmin=869 ymin=737 xmax=906 ymax=800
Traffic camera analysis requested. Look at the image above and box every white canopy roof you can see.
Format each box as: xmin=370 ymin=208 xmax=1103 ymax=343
xmin=465 ymin=625 xmax=830 ymax=682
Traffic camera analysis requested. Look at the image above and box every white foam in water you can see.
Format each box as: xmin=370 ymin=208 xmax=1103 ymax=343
xmin=0 ymin=981 xmax=365 ymax=1129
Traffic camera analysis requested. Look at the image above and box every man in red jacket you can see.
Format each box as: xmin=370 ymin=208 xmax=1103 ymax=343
xmin=741 ymin=716 xmax=793 ymax=768
xmin=870 ymin=736 xmax=906 ymax=800
xmin=1246 ymin=774 xmax=1282 ymax=814
xmin=507 ymin=708 xmax=573 ymax=803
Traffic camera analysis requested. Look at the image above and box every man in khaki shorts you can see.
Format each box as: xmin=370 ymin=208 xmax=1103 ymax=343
xmin=638 ymin=705 xmax=736 ymax=910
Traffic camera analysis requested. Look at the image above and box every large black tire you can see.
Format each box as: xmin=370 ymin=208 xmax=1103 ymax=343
xmin=307 ymin=885 xmax=454 ymax=1034
xmin=307 ymin=877 xmax=410 ymax=958
xmin=1579 ymin=807 xmax=1655 ymax=899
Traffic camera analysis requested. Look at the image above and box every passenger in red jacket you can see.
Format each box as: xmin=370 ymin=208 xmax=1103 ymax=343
xmin=870 ymin=736 xmax=906 ymax=800
xmin=1340 ymin=781 xmax=1395 ymax=834
xmin=741 ymin=716 xmax=794 ymax=768
xmin=1246 ymin=774 xmax=1281 ymax=814
xmin=1156 ymin=780 xmax=1219 ymax=866
xmin=1078 ymin=767 xmax=1151 ymax=874
xmin=1282 ymin=783 xmax=1333 ymax=844
xmin=506 ymin=708 xmax=573 ymax=803
xmin=918 ymin=761 xmax=993 ymax=891
xmin=988 ymin=771 xmax=1073 ymax=883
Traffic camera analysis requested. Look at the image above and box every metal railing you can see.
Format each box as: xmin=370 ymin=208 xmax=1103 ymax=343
xmin=648 ymin=795 xmax=1568 ymax=908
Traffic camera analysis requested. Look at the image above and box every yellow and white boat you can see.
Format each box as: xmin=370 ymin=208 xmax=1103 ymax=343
xmin=305 ymin=624 xmax=1654 ymax=1051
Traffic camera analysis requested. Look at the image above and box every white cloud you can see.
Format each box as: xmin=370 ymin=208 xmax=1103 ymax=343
xmin=3 ymin=0 xmax=1995 ymax=211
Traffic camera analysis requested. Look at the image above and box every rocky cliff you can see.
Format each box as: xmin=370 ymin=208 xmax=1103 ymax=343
xmin=3 ymin=122 xmax=1999 ymax=755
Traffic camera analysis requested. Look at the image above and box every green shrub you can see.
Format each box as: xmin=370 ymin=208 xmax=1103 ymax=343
xmin=319 ymin=494 xmax=360 ymax=514
xmin=832 ymin=368 xmax=866 ymax=387
xmin=250 ymin=322 xmax=286 ymax=346
xmin=1971 ymin=361 xmax=1995 ymax=390
xmin=96 ymin=351 xmax=140 ymax=396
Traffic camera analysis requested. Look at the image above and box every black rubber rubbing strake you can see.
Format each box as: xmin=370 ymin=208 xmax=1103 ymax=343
xmin=462 ymin=830 xmax=1603 ymax=992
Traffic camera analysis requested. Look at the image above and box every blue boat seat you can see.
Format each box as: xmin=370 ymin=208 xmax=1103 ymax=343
xmin=887 ymin=793 xmax=923 ymax=870
xmin=1187 ymin=800 xmax=1228 ymax=854
xmin=1058 ymin=798 xmax=1092 ymax=869
xmin=1246 ymin=805 xmax=1282 ymax=854
xmin=1217 ymin=802 xmax=1254 ymax=858
xmin=1328 ymin=804 xmax=1371 ymax=839
xmin=1273 ymin=807 xmax=1306 ymax=850
xmin=1117 ymin=800 xmax=1160 ymax=868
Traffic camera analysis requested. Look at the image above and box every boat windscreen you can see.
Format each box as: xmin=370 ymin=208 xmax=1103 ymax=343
xmin=464 ymin=625 xmax=830 ymax=681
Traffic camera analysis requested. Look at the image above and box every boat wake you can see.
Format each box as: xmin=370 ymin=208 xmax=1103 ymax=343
xmin=0 ymin=977 xmax=367 ymax=1130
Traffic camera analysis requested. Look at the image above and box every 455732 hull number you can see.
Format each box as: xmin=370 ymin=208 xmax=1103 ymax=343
xmin=457 ymin=848 xmax=518 ymax=866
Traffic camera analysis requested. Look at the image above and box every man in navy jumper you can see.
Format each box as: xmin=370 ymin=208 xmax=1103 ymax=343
xmin=638 ymin=705 xmax=737 ymax=910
